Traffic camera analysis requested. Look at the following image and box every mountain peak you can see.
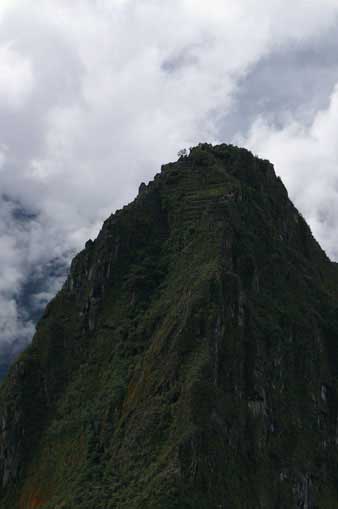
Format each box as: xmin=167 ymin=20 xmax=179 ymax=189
xmin=1 ymin=144 xmax=338 ymax=508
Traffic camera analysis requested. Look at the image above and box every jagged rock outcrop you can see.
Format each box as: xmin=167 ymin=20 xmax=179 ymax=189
xmin=1 ymin=143 xmax=338 ymax=508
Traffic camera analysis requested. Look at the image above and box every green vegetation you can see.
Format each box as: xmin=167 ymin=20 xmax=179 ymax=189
xmin=1 ymin=143 xmax=338 ymax=508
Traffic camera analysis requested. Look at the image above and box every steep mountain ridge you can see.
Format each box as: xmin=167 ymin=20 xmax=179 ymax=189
xmin=1 ymin=143 xmax=338 ymax=508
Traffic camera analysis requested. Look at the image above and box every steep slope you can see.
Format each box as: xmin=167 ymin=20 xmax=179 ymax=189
xmin=1 ymin=143 xmax=338 ymax=509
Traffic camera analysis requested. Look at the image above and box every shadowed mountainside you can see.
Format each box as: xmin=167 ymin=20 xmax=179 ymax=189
xmin=1 ymin=143 xmax=338 ymax=508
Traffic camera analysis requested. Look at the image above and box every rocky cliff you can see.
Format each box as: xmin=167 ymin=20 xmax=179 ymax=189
xmin=1 ymin=143 xmax=338 ymax=509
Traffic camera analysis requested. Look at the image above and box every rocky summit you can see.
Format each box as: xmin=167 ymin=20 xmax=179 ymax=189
xmin=1 ymin=143 xmax=338 ymax=509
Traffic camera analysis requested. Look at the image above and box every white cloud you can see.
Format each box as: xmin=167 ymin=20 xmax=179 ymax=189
xmin=0 ymin=297 xmax=34 ymax=348
xmin=0 ymin=43 xmax=34 ymax=108
xmin=0 ymin=1 xmax=338 ymax=353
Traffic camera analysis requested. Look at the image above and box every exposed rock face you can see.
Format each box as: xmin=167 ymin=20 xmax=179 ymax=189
xmin=1 ymin=143 xmax=338 ymax=508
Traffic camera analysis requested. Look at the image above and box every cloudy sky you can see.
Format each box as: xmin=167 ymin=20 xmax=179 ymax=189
xmin=1 ymin=0 xmax=338 ymax=358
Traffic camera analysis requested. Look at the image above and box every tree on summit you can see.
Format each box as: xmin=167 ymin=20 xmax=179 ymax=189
xmin=177 ymin=148 xmax=187 ymax=158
